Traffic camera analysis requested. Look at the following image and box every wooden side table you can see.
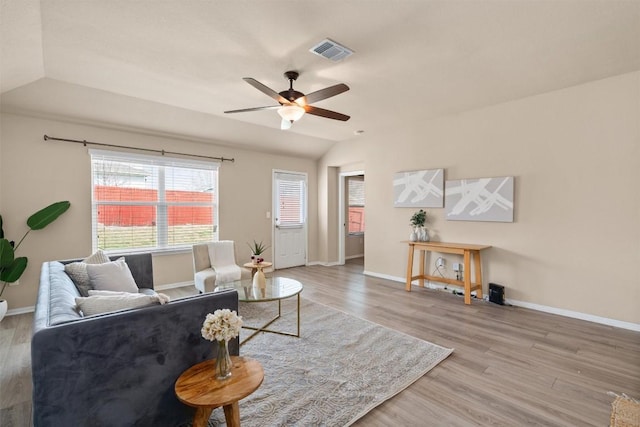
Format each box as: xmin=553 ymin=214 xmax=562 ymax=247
xmin=243 ymin=261 xmax=272 ymax=277
xmin=175 ymin=356 xmax=264 ymax=427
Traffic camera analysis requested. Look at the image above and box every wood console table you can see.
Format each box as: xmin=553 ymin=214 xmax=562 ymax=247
xmin=405 ymin=241 xmax=491 ymax=305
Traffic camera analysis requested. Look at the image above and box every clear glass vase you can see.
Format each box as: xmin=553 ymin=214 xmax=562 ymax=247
xmin=215 ymin=340 xmax=232 ymax=380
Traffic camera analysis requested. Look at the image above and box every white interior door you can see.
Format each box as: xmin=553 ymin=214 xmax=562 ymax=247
xmin=273 ymin=171 xmax=307 ymax=269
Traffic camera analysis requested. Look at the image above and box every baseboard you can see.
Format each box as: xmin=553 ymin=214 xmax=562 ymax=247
xmin=155 ymin=281 xmax=194 ymax=291
xmin=307 ymin=261 xmax=341 ymax=267
xmin=505 ymin=298 xmax=640 ymax=332
xmin=6 ymin=305 xmax=35 ymax=316
xmin=362 ymin=270 xmax=640 ymax=332
xmin=345 ymin=254 xmax=364 ymax=260
xmin=7 ymin=273 xmax=639 ymax=332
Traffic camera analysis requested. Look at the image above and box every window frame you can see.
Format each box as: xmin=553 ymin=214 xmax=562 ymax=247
xmin=90 ymin=149 xmax=219 ymax=255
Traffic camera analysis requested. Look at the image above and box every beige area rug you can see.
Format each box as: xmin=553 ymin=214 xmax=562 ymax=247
xmin=207 ymin=297 xmax=453 ymax=426
xmin=610 ymin=394 xmax=640 ymax=427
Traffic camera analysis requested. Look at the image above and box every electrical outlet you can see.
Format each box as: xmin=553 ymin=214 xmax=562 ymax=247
xmin=453 ymin=263 xmax=462 ymax=272
xmin=437 ymin=258 xmax=445 ymax=268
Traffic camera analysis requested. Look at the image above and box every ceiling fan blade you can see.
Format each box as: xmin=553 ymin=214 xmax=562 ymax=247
xmin=224 ymin=105 xmax=280 ymax=114
xmin=295 ymin=83 xmax=349 ymax=106
xmin=243 ymin=78 xmax=289 ymax=104
xmin=280 ymin=118 xmax=293 ymax=130
xmin=304 ymin=105 xmax=350 ymax=121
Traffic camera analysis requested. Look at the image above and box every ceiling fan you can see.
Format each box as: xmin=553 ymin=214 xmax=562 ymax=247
xmin=224 ymin=71 xmax=350 ymax=130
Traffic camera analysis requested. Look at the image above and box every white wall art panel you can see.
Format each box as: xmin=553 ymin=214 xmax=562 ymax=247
xmin=393 ymin=169 xmax=444 ymax=207
xmin=445 ymin=176 xmax=514 ymax=222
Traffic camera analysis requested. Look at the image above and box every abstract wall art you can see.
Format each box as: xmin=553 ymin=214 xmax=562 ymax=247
xmin=445 ymin=176 xmax=514 ymax=222
xmin=393 ymin=169 xmax=444 ymax=208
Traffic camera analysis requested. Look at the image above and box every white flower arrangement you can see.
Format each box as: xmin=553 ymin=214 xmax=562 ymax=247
xmin=201 ymin=309 xmax=243 ymax=342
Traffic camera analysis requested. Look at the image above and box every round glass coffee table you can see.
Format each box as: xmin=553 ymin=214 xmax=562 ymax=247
xmin=214 ymin=277 xmax=303 ymax=345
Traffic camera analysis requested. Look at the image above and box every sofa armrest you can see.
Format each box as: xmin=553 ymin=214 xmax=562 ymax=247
xmin=31 ymin=289 xmax=239 ymax=427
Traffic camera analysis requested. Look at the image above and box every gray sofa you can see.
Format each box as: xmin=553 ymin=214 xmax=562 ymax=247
xmin=32 ymin=253 xmax=239 ymax=427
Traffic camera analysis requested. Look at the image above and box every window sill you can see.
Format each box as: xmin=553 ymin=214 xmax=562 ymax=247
xmin=103 ymin=246 xmax=194 ymax=258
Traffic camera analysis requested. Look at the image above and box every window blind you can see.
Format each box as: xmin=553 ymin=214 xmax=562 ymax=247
xmin=275 ymin=172 xmax=306 ymax=227
xmin=348 ymin=178 xmax=365 ymax=234
xmin=90 ymin=149 xmax=219 ymax=252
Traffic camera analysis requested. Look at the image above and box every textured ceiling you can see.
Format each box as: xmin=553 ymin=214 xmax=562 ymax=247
xmin=2 ymin=0 xmax=639 ymax=158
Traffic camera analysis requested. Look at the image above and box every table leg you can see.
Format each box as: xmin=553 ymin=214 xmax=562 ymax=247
xmin=473 ymin=250 xmax=483 ymax=300
xmin=405 ymin=245 xmax=414 ymax=291
xmin=193 ymin=407 xmax=214 ymax=427
xmin=463 ymin=250 xmax=471 ymax=305
xmin=418 ymin=249 xmax=425 ymax=288
xmin=296 ymin=293 xmax=300 ymax=337
xmin=223 ymin=402 xmax=241 ymax=427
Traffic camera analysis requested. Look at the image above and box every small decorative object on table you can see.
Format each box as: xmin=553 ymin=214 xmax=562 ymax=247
xmin=201 ymin=309 xmax=243 ymax=380
xmin=247 ymin=240 xmax=269 ymax=264
xmin=410 ymin=209 xmax=429 ymax=242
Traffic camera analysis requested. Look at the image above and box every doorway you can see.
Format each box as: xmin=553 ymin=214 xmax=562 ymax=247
xmin=338 ymin=171 xmax=365 ymax=265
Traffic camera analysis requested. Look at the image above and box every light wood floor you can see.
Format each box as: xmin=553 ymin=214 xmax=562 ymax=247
xmin=2 ymin=258 xmax=639 ymax=426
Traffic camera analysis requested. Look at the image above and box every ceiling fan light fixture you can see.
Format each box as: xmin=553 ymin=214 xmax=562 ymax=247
xmin=277 ymin=104 xmax=305 ymax=122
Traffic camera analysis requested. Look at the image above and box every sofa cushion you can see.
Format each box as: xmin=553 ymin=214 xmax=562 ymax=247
xmin=75 ymin=292 xmax=162 ymax=316
xmin=86 ymin=258 xmax=139 ymax=293
xmin=64 ymin=249 xmax=111 ymax=296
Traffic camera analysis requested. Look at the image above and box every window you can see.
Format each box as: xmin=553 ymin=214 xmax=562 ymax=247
xmin=348 ymin=177 xmax=365 ymax=234
xmin=275 ymin=172 xmax=306 ymax=227
xmin=90 ymin=149 xmax=218 ymax=252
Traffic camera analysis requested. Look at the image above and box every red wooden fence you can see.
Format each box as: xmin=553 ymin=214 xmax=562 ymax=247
xmin=95 ymin=186 xmax=214 ymax=226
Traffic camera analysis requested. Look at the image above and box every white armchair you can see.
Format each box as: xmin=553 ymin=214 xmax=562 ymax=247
xmin=192 ymin=241 xmax=251 ymax=293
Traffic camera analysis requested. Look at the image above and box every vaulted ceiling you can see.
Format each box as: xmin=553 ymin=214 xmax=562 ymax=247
xmin=2 ymin=0 xmax=639 ymax=158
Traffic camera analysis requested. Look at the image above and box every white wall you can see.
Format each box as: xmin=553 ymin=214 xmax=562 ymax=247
xmin=0 ymin=114 xmax=318 ymax=310
xmin=319 ymin=71 xmax=640 ymax=325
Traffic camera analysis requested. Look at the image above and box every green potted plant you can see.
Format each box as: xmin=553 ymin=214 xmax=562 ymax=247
xmin=246 ymin=240 xmax=269 ymax=264
xmin=0 ymin=201 xmax=71 ymax=321
xmin=409 ymin=209 xmax=429 ymax=242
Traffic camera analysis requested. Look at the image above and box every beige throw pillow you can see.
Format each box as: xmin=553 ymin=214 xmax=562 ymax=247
xmin=75 ymin=293 xmax=161 ymax=316
xmin=89 ymin=289 xmax=171 ymax=303
xmin=64 ymin=249 xmax=111 ymax=296
xmin=86 ymin=258 xmax=139 ymax=293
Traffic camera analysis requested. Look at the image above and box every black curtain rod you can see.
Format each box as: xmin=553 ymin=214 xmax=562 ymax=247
xmin=43 ymin=135 xmax=235 ymax=163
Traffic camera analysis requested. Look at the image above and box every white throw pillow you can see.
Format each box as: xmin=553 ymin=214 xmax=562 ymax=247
xmin=84 ymin=249 xmax=111 ymax=264
xmin=64 ymin=249 xmax=112 ymax=296
xmin=75 ymin=293 xmax=161 ymax=316
xmin=88 ymin=289 xmax=171 ymax=304
xmin=88 ymin=290 xmax=137 ymax=296
xmin=86 ymin=258 xmax=139 ymax=293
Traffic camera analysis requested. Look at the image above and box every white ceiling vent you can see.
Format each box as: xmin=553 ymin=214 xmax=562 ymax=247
xmin=309 ymin=39 xmax=354 ymax=62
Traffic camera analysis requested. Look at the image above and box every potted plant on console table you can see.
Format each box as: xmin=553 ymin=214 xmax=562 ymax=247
xmin=0 ymin=201 xmax=71 ymax=322
xmin=409 ymin=209 xmax=429 ymax=242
